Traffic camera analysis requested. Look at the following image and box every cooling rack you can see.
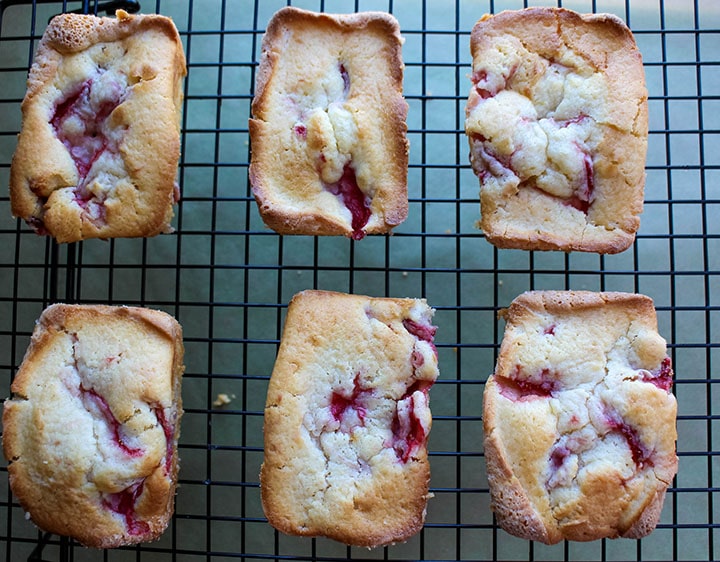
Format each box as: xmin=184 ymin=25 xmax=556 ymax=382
xmin=0 ymin=0 xmax=717 ymax=560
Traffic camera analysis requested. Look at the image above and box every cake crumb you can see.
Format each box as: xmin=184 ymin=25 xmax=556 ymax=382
xmin=213 ymin=393 xmax=234 ymax=407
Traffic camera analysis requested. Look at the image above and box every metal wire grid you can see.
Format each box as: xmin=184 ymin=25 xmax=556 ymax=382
xmin=0 ymin=0 xmax=717 ymax=560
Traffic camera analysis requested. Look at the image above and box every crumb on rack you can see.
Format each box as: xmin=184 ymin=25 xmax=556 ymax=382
xmin=213 ymin=393 xmax=235 ymax=407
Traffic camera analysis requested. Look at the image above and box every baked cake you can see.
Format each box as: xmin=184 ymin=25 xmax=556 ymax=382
xmin=261 ymin=290 xmax=439 ymax=546
xmin=249 ymin=7 xmax=409 ymax=240
xmin=3 ymin=304 xmax=184 ymax=548
xmin=10 ymin=10 xmax=186 ymax=243
xmin=465 ymin=8 xmax=648 ymax=253
xmin=483 ymin=291 xmax=677 ymax=543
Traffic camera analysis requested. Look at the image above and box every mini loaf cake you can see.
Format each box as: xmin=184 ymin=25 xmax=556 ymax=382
xmin=249 ymin=7 xmax=409 ymax=240
xmin=10 ymin=10 xmax=186 ymax=243
xmin=261 ymin=290 xmax=439 ymax=547
xmin=3 ymin=304 xmax=184 ymax=548
xmin=483 ymin=291 xmax=677 ymax=544
xmin=465 ymin=8 xmax=648 ymax=253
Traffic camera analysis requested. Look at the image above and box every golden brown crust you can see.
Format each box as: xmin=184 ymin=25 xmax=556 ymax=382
xmin=3 ymin=304 xmax=184 ymax=548
xmin=622 ymin=487 xmax=666 ymax=539
xmin=484 ymin=291 xmax=677 ymax=543
xmin=483 ymin=420 xmax=556 ymax=544
xmin=10 ymin=10 xmax=186 ymax=243
xmin=466 ymin=8 xmax=648 ymax=254
xmin=498 ymin=291 xmax=658 ymax=331
xmin=261 ymin=290 xmax=438 ymax=547
xmin=249 ymin=7 xmax=408 ymax=238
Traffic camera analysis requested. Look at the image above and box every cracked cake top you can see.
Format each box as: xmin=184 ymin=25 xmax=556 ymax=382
xmin=465 ymin=8 xmax=648 ymax=254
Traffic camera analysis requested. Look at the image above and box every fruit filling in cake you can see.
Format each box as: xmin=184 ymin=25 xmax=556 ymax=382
xmin=80 ymin=386 xmax=143 ymax=458
xmin=467 ymin=66 xmax=602 ymax=214
xmin=543 ymin=395 xmax=658 ymax=493
xmin=50 ymin=69 xmax=129 ymax=225
xmin=640 ymin=356 xmax=674 ymax=392
xmin=153 ymin=405 xmax=176 ymax=474
xmin=391 ymin=384 xmax=432 ymax=462
xmin=330 ymin=373 xmax=370 ymax=425
xmin=301 ymin=307 xmax=438 ymax=475
xmin=286 ymin=62 xmax=376 ymax=238
xmin=54 ymin=328 xmax=176 ymax=536
xmin=496 ymin=371 xmax=557 ymax=401
xmin=102 ymin=480 xmax=150 ymax=535
xmin=402 ymin=318 xmax=437 ymax=343
xmin=325 ymin=164 xmax=371 ymax=240
xmin=603 ymin=408 xmax=653 ymax=469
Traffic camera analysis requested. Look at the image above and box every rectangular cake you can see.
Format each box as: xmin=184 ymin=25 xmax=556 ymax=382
xmin=10 ymin=10 xmax=186 ymax=243
xmin=3 ymin=304 xmax=184 ymax=548
xmin=249 ymin=7 xmax=409 ymax=240
xmin=465 ymin=8 xmax=648 ymax=253
xmin=261 ymin=290 xmax=439 ymax=547
xmin=483 ymin=291 xmax=677 ymax=543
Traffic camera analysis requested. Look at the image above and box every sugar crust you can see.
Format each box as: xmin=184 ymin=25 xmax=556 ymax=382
xmin=483 ymin=291 xmax=677 ymax=543
xmin=10 ymin=10 xmax=186 ymax=243
xmin=261 ymin=290 xmax=439 ymax=547
xmin=250 ymin=7 xmax=409 ymax=239
xmin=2 ymin=304 xmax=184 ymax=548
xmin=465 ymin=8 xmax=648 ymax=254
